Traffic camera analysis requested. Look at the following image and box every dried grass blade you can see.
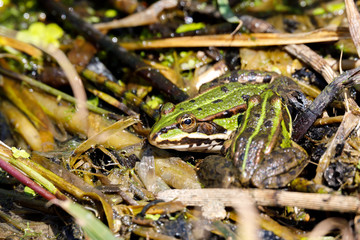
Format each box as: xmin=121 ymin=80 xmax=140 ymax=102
xmin=0 ymin=26 xmax=89 ymax=133
xmin=15 ymin=153 xmax=116 ymax=231
xmin=120 ymin=28 xmax=350 ymax=50
xmin=0 ymin=101 xmax=43 ymax=151
xmin=345 ymin=0 xmax=360 ymax=57
xmin=233 ymin=194 xmax=259 ymax=240
xmin=30 ymin=90 xmax=141 ymax=149
xmin=0 ymin=67 xmax=109 ymax=115
xmin=308 ymin=217 xmax=353 ymax=240
xmin=0 ymin=33 xmax=42 ymax=58
xmin=2 ymin=77 xmax=55 ymax=151
xmin=70 ymin=116 xmax=140 ymax=166
xmin=36 ymin=44 xmax=89 ymax=134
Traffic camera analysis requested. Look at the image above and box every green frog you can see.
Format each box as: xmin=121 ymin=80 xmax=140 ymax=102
xmin=149 ymin=70 xmax=308 ymax=188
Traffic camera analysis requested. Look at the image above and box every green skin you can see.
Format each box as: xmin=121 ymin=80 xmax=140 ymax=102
xmin=149 ymin=70 xmax=308 ymax=188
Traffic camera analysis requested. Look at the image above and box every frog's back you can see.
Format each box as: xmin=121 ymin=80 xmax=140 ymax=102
xmin=179 ymin=82 xmax=268 ymax=120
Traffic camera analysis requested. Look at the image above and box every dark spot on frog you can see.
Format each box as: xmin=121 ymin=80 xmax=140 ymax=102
xmin=229 ymin=71 xmax=239 ymax=82
xmin=212 ymin=99 xmax=223 ymax=104
xmin=263 ymin=74 xmax=272 ymax=83
xmin=197 ymin=107 xmax=202 ymax=111
xmin=237 ymin=115 xmax=243 ymax=124
xmin=232 ymin=151 xmax=243 ymax=168
xmin=189 ymin=99 xmax=196 ymax=103
xmin=180 ymin=108 xmax=184 ymax=111
xmin=265 ymin=156 xmax=274 ymax=164
xmin=254 ymin=113 xmax=260 ymax=118
xmin=287 ymin=156 xmax=295 ymax=164
xmin=264 ymin=120 xmax=272 ymax=128
xmin=242 ymin=94 xmax=250 ymax=101
xmin=221 ymin=86 xmax=229 ymax=93
xmin=276 ymin=176 xmax=283 ymax=187
xmin=245 ymin=127 xmax=255 ymax=133
xmin=247 ymin=71 xmax=257 ymax=82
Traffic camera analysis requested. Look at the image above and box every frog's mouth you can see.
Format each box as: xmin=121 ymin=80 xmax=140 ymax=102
xmin=148 ymin=131 xmax=231 ymax=152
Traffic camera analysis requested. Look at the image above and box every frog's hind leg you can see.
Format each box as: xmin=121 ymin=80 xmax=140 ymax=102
xmin=251 ymin=148 xmax=308 ymax=188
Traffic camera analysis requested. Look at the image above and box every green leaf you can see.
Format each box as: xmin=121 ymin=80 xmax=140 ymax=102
xmin=145 ymin=214 xmax=161 ymax=220
xmin=105 ymin=9 xmax=117 ymax=18
xmin=17 ymin=22 xmax=64 ymax=47
xmin=24 ymin=186 xmax=36 ymax=196
xmin=217 ymin=0 xmax=240 ymax=23
xmin=87 ymin=97 xmax=99 ymax=107
xmin=46 ymin=23 xmax=64 ymax=40
xmin=176 ymin=22 xmax=206 ymax=34
xmin=11 ymin=147 xmax=30 ymax=159
xmin=58 ymin=200 xmax=118 ymax=240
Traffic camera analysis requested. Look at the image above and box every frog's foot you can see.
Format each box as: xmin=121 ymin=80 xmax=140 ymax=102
xmin=197 ymin=155 xmax=241 ymax=188
xmin=251 ymin=148 xmax=309 ymax=188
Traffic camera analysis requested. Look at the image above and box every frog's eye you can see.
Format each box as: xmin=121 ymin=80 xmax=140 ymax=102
xmin=179 ymin=114 xmax=198 ymax=132
xmin=160 ymin=102 xmax=175 ymax=115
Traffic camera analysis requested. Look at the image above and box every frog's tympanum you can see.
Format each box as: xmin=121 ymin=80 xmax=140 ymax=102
xmin=149 ymin=70 xmax=308 ymax=188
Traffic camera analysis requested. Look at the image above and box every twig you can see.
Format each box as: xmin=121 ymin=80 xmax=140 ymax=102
xmin=85 ymin=83 xmax=138 ymax=116
xmin=239 ymin=15 xmax=338 ymax=84
xmin=94 ymin=0 xmax=178 ymax=31
xmin=345 ymin=0 xmax=360 ymax=57
xmin=292 ymin=67 xmax=360 ymax=141
xmin=308 ymin=218 xmax=353 ymax=240
xmin=157 ymin=188 xmax=360 ymax=214
xmin=314 ymin=115 xmax=344 ymax=125
xmin=313 ymin=111 xmax=360 ymax=184
xmin=284 ymin=44 xmax=338 ymax=84
xmin=232 ymin=193 xmax=259 ymax=240
xmin=120 ymin=27 xmax=350 ymax=51
xmin=37 ymin=44 xmax=89 ymax=133
xmin=39 ymin=0 xmax=188 ymax=103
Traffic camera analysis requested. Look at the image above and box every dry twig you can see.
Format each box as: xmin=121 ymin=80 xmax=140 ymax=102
xmin=157 ymin=189 xmax=360 ymax=214
xmin=308 ymin=218 xmax=353 ymax=240
xmin=120 ymin=28 xmax=350 ymax=53
xmin=94 ymin=0 xmax=178 ymax=31
xmin=344 ymin=0 xmax=360 ymax=57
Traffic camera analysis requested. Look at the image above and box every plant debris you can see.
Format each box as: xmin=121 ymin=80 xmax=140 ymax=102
xmin=1 ymin=0 xmax=360 ymax=239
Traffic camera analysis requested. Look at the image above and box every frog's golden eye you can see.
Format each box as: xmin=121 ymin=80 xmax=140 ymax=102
xmin=179 ymin=114 xmax=197 ymax=132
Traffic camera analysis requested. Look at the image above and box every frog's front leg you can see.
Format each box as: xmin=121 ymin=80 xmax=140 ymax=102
xmin=251 ymin=147 xmax=308 ymax=188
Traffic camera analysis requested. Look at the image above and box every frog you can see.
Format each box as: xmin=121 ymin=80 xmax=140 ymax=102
xmin=149 ymin=70 xmax=309 ymax=188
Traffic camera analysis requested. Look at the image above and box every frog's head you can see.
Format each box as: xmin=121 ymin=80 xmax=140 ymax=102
xmin=149 ymin=102 xmax=230 ymax=152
